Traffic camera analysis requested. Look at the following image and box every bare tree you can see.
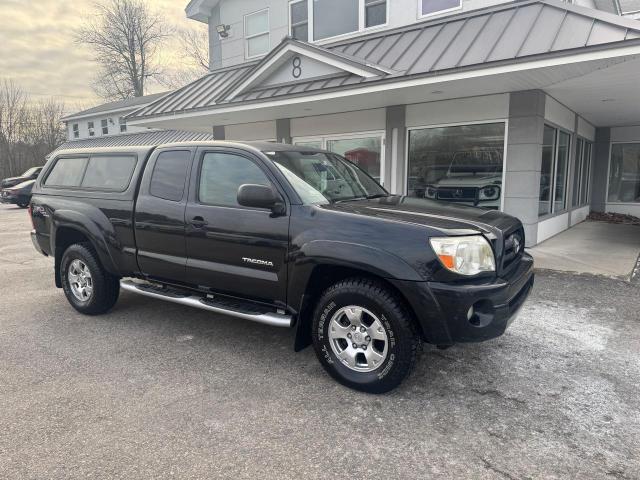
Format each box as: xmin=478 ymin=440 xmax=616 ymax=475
xmin=178 ymin=27 xmax=210 ymax=72
xmin=158 ymin=27 xmax=210 ymax=90
xmin=0 ymin=80 xmax=66 ymax=178
xmin=0 ymin=79 xmax=28 ymax=177
xmin=75 ymin=0 xmax=172 ymax=100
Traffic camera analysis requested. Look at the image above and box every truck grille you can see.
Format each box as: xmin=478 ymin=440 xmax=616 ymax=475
xmin=436 ymin=187 xmax=477 ymax=201
xmin=502 ymin=228 xmax=525 ymax=271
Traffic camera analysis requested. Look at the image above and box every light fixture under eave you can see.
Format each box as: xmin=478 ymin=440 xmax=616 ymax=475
xmin=431 ymin=90 xmax=444 ymax=94
xmin=601 ymin=98 xmax=616 ymax=102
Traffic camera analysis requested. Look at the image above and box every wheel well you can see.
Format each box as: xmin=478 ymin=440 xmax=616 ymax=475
xmin=54 ymin=227 xmax=91 ymax=288
xmin=294 ymin=265 xmax=419 ymax=351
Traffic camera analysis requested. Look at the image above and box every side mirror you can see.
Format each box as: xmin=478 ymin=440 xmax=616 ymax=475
xmin=237 ymin=184 xmax=284 ymax=214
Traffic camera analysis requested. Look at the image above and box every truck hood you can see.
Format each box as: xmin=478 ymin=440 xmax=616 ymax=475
xmin=319 ymin=195 xmax=519 ymax=237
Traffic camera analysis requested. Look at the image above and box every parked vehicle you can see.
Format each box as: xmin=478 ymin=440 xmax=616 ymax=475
xmin=1 ymin=179 xmax=35 ymax=208
xmin=1 ymin=166 xmax=43 ymax=189
xmin=424 ymin=151 xmax=503 ymax=209
xmin=29 ymin=142 xmax=533 ymax=393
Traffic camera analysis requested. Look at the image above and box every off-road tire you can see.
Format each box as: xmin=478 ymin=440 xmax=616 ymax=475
xmin=312 ymin=277 xmax=421 ymax=393
xmin=61 ymin=243 xmax=120 ymax=315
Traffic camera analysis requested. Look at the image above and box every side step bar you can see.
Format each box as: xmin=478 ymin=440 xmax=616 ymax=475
xmin=120 ymin=280 xmax=293 ymax=328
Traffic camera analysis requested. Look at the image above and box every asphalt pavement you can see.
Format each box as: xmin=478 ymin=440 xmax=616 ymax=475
xmin=0 ymin=203 xmax=639 ymax=479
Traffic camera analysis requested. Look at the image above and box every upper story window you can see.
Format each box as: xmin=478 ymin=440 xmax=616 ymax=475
xmin=119 ymin=117 xmax=127 ymax=133
xmin=87 ymin=121 xmax=95 ymax=137
xmin=101 ymin=119 xmax=109 ymax=135
xmin=419 ymin=0 xmax=462 ymax=18
xmin=245 ymin=9 xmax=270 ymax=59
xmin=72 ymin=124 xmax=79 ymax=139
xmin=290 ymin=0 xmax=387 ymax=42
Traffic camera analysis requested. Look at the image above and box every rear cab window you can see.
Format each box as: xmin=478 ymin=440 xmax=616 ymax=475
xmin=44 ymin=157 xmax=89 ymax=187
xmin=44 ymin=154 xmax=137 ymax=191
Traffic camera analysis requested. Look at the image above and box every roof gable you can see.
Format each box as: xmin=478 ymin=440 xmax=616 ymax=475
xmin=218 ymin=39 xmax=392 ymax=102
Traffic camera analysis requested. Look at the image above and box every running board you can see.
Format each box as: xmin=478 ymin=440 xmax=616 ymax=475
xmin=120 ymin=280 xmax=293 ymax=328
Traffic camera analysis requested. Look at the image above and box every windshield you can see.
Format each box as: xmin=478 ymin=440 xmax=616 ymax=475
xmin=21 ymin=167 xmax=39 ymax=177
xmin=265 ymin=150 xmax=387 ymax=204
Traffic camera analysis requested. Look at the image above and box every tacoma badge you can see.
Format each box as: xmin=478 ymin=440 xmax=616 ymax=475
xmin=242 ymin=257 xmax=274 ymax=267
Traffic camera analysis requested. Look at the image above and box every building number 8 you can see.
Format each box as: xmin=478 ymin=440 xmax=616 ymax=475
xmin=292 ymin=57 xmax=302 ymax=78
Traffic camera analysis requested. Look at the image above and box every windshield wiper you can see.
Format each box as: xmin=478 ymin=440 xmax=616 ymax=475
xmin=332 ymin=196 xmax=366 ymax=204
xmin=365 ymin=194 xmax=388 ymax=200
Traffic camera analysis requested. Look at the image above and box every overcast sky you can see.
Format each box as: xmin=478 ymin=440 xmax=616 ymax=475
xmin=0 ymin=0 xmax=202 ymax=114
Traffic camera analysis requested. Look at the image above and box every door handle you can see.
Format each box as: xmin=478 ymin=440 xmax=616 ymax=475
xmin=191 ymin=216 xmax=207 ymax=228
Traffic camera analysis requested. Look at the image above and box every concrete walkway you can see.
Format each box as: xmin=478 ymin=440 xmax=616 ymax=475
xmin=528 ymin=220 xmax=640 ymax=279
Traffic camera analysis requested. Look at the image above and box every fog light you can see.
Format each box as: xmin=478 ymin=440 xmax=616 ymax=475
xmin=467 ymin=299 xmax=495 ymax=328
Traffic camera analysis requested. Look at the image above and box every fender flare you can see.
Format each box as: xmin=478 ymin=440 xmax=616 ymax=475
xmin=51 ymin=209 xmax=120 ymax=277
xmin=289 ymin=240 xmax=423 ymax=351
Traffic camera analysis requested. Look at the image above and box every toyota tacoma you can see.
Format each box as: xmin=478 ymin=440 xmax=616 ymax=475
xmin=29 ymin=142 xmax=533 ymax=393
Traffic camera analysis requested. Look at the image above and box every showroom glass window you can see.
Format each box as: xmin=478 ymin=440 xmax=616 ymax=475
xmin=295 ymin=134 xmax=383 ymax=183
xmin=407 ymin=123 xmax=505 ymax=210
xmin=572 ymin=138 xmax=593 ymax=208
xmin=539 ymin=125 xmax=570 ymax=216
xmin=291 ymin=0 xmax=387 ymax=41
xmin=608 ymin=143 xmax=640 ymax=203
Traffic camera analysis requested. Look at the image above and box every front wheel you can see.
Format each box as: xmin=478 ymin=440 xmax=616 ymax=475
xmin=312 ymin=278 xmax=421 ymax=393
xmin=61 ymin=243 xmax=120 ymax=315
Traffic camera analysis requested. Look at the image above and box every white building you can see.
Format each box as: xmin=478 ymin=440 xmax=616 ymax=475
xmin=125 ymin=0 xmax=640 ymax=245
xmin=62 ymin=92 xmax=168 ymax=141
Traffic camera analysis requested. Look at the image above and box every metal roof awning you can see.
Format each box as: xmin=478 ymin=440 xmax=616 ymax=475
xmin=128 ymin=0 xmax=640 ymax=129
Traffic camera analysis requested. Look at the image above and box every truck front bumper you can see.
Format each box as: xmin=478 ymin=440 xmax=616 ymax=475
xmin=393 ymin=254 xmax=534 ymax=345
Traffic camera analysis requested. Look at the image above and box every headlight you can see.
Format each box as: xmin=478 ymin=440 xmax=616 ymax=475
xmin=478 ymin=185 xmax=500 ymax=201
xmin=425 ymin=185 xmax=437 ymax=199
xmin=429 ymin=235 xmax=496 ymax=275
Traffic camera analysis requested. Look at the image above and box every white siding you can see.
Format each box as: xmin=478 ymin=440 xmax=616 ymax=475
xmin=577 ymin=117 xmax=596 ymax=141
xmin=570 ymin=205 xmax=591 ymax=226
xmin=65 ymin=111 xmax=151 ymax=141
xmin=544 ymin=96 xmax=575 ymax=132
xmin=405 ymin=94 xmax=509 ymax=127
xmin=226 ymin=120 xmax=277 ymax=140
xmin=610 ymin=125 xmax=640 ymax=142
xmin=537 ymin=212 xmax=570 ymax=243
xmin=212 ymin=0 xmax=517 ymax=68
xmin=291 ymin=108 xmax=386 ymax=137
xmin=605 ymin=203 xmax=640 ymax=216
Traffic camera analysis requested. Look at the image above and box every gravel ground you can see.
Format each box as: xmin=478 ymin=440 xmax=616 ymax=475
xmin=0 ymin=203 xmax=639 ymax=479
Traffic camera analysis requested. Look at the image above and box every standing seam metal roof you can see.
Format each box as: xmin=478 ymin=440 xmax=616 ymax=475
xmin=130 ymin=0 xmax=640 ymax=119
xmin=49 ymin=130 xmax=214 ymax=156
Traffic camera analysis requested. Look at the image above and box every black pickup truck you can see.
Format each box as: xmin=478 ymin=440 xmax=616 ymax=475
xmin=29 ymin=142 xmax=533 ymax=393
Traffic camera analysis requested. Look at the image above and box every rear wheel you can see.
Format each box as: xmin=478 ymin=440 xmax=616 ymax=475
xmin=61 ymin=243 xmax=120 ymax=315
xmin=16 ymin=200 xmax=28 ymax=208
xmin=312 ymin=278 xmax=420 ymax=393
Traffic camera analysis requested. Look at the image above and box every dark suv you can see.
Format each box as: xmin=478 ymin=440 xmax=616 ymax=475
xmin=1 ymin=166 xmax=43 ymax=189
xmin=29 ymin=142 xmax=533 ymax=393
